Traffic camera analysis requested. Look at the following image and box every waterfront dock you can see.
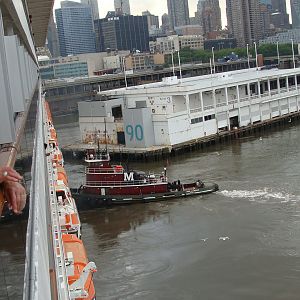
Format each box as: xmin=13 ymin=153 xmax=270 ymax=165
xmin=62 ymin=110 xmax=300 ymax=161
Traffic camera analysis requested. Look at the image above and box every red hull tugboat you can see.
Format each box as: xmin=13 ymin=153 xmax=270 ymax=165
xmin=71 ymin=150 xmax=218 ymax=210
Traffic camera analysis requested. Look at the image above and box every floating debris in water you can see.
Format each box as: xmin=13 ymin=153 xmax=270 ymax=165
xmin=219 ymin=236 xmax=230 ymax=241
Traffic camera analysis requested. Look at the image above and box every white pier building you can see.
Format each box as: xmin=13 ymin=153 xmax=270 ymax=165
xmin=78 ymin=67 xmax=300 ymax=148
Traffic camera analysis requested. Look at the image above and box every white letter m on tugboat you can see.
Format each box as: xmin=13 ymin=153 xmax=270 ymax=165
xmin=124 ymin=172 xmax=134 ymax=181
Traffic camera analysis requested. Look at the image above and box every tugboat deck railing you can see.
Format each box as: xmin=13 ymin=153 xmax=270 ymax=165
xmin=85 ymin=179 xmax=168 ymax=187
xmin=86 ymin=167 xmax=124 ymax=174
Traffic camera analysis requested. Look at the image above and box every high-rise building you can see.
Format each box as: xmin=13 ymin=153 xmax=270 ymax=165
xmin=198 ymin=0 xmax=222 ymax=35
xmin=55 ymin=1 xmax=96 ymax=56
xmin=226 ymin=0 xmax=263 ymax=47
xmin=47 ymin=15 xmax=60 ymax=57
xmin=114 ymin=0 xmax=131 ymax=15
xmin=142 ymin=11 xmax=159 ymax=29
xmin=95 ymin=15 xmax=149 ymax=52
xmin=167 ymin=0 xmax=190 ymax=30
xmin=291 ymin=0 xmax=300 ymax=28
xmin=260 ymin=2 xmax=272 ymax=37
xmin=161 ymin=13 xmax=170 ymax=33
xmin=270 ymin=0 xmax=290 ymax=28
xmin=271 ymin=0 xmax=287 ymax=13
xmin=81 ymin=0 xmax=99 ymax=20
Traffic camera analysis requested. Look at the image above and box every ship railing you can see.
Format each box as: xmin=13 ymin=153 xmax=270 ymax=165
xmin=250 ymin=94 xmax=259 ymax=100
xmin=85 ymin=178 xmax=167 ymax=186
xmin=86 ymin=167 xmax=124 ymax=174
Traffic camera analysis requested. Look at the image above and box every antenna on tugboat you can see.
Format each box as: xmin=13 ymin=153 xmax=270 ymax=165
xmin=97 ymin=136 xmax=100 ymax=156
xmin=104 ymin=118 xmax=108 ymax=154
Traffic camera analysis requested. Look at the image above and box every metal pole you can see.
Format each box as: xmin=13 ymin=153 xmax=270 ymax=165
xmin=276 ymin=41 xmax=280 ymax=66
xmin=212 ymin=47 xmax=215 ymax=73
xmin=123 ymin=56 xmax=128 ymax=89
xmin=291 ymin=39 xmax=296 ymax=69
xmin=254 ymin=42 xmax=258 ymax=69
xmin=246 ymin=44 xmax=250 ymax=69
xmin=171 ymin=50 xmax=175 ymax=76
xmin=177 ymin=50 xmax=182 ymax=80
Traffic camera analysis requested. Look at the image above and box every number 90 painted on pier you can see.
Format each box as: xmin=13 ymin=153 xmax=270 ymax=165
xmin=125 ymin=125 xmax=144 ymax=141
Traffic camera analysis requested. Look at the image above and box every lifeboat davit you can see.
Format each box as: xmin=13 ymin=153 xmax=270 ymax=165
xmin=62 ymin=234 xmax=96 ymax=300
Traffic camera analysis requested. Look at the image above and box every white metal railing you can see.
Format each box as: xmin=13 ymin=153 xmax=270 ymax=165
xmin=86 ymin=167 xmax=124 ymax=174
xmin=228 ymin=100 xmax=238 ymax=105
xmin=204 ymin=105 xmax=214 ymax=110
xmin=260 ymin=92 xmax=269 ymax=97
xmin=86 ymin=177 xmax=167 ymax=186
xmin=190 ymin=107 xmax=202 ymax=113
xmin=239 ymin=97 xmax=249 ymax=103
xmin=270 ymin=90 xmax=278 ymax=95
xmin=85 ymin=180 xmax=167 ymax=186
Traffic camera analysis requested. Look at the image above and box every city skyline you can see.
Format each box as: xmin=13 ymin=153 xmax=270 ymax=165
xmin=54 ymin=0 xmax=292 ymax=27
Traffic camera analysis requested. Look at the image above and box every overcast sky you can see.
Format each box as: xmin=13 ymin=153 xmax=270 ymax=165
xmin=54 ymin=0 xmax=292 ymax=28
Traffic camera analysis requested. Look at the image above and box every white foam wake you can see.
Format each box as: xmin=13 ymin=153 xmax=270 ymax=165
xmin=219 ymin=189 xmax=298 ymax=203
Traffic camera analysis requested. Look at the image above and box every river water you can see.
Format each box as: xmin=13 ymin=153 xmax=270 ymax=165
xmin=1 ymin=123 xmax=300 ymax=299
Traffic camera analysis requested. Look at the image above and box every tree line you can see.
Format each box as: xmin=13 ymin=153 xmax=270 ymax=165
xmin=165 ymin=43 xmax=299 ymax=66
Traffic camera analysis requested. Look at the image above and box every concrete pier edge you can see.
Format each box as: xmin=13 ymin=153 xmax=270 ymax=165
xmin=60 ymin=111 xmax=300 ymax=162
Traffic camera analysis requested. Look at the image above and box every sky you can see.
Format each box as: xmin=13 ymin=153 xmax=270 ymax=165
xmin=54 ymin=0 xmax=292 ymax=28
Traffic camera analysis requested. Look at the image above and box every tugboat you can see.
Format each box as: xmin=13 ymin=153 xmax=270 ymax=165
xmin=71 ymin=149 xmax=218 ymax=210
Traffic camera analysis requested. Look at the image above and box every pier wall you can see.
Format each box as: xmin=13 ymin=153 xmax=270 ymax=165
xmin=62 ymin=110 xmax=300 ymax=162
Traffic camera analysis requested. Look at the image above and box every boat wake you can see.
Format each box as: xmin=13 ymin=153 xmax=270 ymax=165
xmin=219 ymin=189 xmax=299 ymax=203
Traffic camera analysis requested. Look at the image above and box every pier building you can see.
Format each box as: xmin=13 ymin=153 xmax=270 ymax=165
xmin=78 ymin=67 xmax=300 ymax=148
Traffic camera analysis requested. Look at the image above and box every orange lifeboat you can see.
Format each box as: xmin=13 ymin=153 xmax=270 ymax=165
xmin=44 ymin=101 xmax=53 ymax=123
xmin=50 ymin=128 xmax=57 ymax=140
xmin=57 ymin=166 xmax=68 ymax=185
xmin=65 ymin=213 xmax=81 ymax=237
xmin=62 ymin=234 xmax=96 ymax=300
xmin=52 ymin=148 xmax=64 ymax=165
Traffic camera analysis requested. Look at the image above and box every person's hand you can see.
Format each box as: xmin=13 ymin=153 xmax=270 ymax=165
xmin=2 ymin=181 xmax=26 ymax=214
xmin=0 ymin=167 xmax=22 ymax=183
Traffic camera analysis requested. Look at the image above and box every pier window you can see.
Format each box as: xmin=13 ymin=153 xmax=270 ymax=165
xmin=288 ymin=76 xmax=295 ymax=88
xmin=204 ymin=114 xmax=215 ymax=121
xmin=58 ymin=88 xmax=65 ymax=96
xmin=75 ymin=85 xmax=83 ymax=93
xmin=112 ymin=105 xmax=123 ymax=120
xmin=67 ymin=86 xmax=75 ymax=94
xmin=249 ymin=83 xmax=258 ymax=96
xmin=215 ymin=88 xmax=226 ymax=106
xmin=172 ymin=95 xmax=187 ymax=113
xmin=191 ymin=117 xmax=203 ymax=124
xmin=238 ymin=85 xmax=247 ymax=101
xmin=189 ymin=93 xmax=201 ymax=112
xmin=270 ymin=80 xmax=277 ymax=91
xmin=202 ymin=90 xmax=214 ymax=110
xmin=297 ymin=75 xmax=300 ymax=84
xmin=279 ymin=78 xmax=286 ymax=89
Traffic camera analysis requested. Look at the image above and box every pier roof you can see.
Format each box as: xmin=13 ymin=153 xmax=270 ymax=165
xmin=100 ymin=67 xmax=300 ymax=96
